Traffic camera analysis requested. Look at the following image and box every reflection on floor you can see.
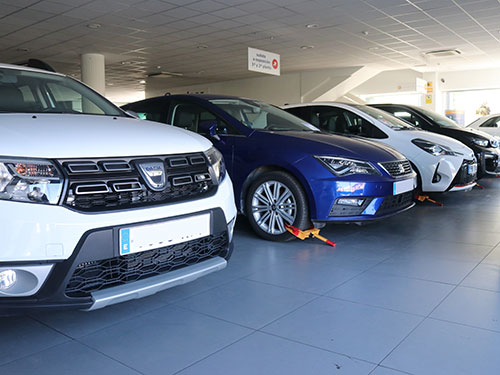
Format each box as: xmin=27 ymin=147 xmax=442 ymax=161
xmin=3 ymin=178 xmax=500 ymax=375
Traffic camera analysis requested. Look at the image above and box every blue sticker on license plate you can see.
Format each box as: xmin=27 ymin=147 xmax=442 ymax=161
xmin=120 ymin=228 xmax=131 ymax=255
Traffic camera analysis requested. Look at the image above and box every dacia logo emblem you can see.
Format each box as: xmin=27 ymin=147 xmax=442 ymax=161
xmin=137 ymin=161 xmax=166 ymax=191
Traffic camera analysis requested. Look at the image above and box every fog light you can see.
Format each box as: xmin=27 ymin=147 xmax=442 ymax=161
xmin=0 ymin=270 xmax=17 ymax=290
xmin=337 ymin=198 xmax=365 ymax=206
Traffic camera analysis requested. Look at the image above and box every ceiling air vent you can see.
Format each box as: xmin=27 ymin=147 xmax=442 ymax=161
xmin=146 ymin=71 xmax=183 ymax=78
xmin=425 ymin=49 xmax=461 ymax=58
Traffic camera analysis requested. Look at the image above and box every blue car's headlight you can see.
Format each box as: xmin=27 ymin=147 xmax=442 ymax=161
xmin=205 ymin=147 xmax=226 ymax=183
xmin=315 ymin=156 xmax=381 ymax=177
xmin=411 ymin=138 xmax=457 ymax=156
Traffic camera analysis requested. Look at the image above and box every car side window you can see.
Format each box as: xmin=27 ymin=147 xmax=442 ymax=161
xmin=480 ymin=117 xmax=500 ymax=128
xmin=127 ymin=100 xmax=166 ymax=123
xmin=300 ymin=106 xmax=346 ymax=133
xmin=285 ymin=107 xmax=303 ymax=119
xmin=392 ymin=110 xmax=421 ymax=128
xmin=168 ymin=100 xmax=238 ymax=135
xmin=342 ymin=110 xmax=387 ymax=139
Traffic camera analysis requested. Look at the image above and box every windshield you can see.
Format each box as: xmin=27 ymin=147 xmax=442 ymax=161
xmin=352 ymin=105 xmax=417 ymax=130
xmin=209 ymin=98 xmax=320 ymax=132
xmin=0 ymin=67 xmax=124 ymax=116
xmin=418 ymin=107 xmax=460 ymax=128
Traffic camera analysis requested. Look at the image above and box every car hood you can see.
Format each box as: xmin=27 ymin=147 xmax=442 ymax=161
xmin=252 ymin=130 xmax=405 ymax=162
xmin=0 ymin=114 xmax=212 ymax=158
xmin=400 ymin=129 xmax=475 ymax=159
xmin=439 ymin=126 xmax=496 ymax=141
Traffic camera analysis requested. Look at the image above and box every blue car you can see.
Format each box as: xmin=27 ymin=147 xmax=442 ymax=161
xmin=123 ymin=95 xmax=417 ymax=241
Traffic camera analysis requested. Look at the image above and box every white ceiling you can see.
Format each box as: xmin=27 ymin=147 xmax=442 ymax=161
xmin=2 ymin=0 xmax=500 ymax=95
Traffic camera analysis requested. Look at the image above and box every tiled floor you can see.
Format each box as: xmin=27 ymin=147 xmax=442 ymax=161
xmin=4 ymin=178 xmax=500 ymax=375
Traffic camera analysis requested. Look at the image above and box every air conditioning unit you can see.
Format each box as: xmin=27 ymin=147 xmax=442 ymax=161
xmin=425 ymin=49 xmax=461 ymax=58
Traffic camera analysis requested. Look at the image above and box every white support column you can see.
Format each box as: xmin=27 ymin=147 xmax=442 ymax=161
xmin=81 ymin=53 xmax=105 ymax=95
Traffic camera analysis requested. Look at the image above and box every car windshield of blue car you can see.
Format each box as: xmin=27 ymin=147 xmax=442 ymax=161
xmin=0 ymin=67 xmax=125 ymax=116
xmin=353 ymin=105 xmax=418 ymax=130
xmin=417 ymin=107 xmax=461 ymax=128
xmin=209 ymin=98 xmax=320 ymax=132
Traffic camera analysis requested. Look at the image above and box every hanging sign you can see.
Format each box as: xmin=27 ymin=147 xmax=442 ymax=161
xmin=248 ymin=47 xmax=280 ymax=76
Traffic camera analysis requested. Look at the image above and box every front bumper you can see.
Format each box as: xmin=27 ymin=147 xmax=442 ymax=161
xmin=309 ymin=174 xmax=417 ymax=222
xmin=447 ymin=159 xmax=477 ymax=192
xmin=0 ymin=208 xmax=234 ymax=314
xmin=477 ymin=150 xmax=500 ymax=176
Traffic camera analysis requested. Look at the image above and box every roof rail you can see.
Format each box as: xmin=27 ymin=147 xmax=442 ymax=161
xmin=14 ymin=59 xmax=56 ymax=72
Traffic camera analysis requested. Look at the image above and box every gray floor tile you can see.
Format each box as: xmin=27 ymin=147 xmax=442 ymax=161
xmin=482 ymin=246 xmax=500 ymax=266
xmin=175 ymin=278 xmax=316 ymax=329
xmin=415 ymin=229 xmax=500 ymax=247
xmin=461 ymin=263 xmax=500 ymax=292
xmin=370 ymin=255 xmax=477 ymax=284
xmin=80 ymin=305 xmax=252 ymax=375
xmin=263 ymin=297 xmax=422 ymax=364
xmin=245 ymin=259 xmax=363 ymax=294
xmin=31 ymin=292 xmax=172 ymax=338
xmin=398 ymin=239 xmax=493 ymax=262
xmin=431 ymin=286 xmax=500 ymax=332
xmin=327 ymin=272 xmax=453 ymax=315
xmin=382 ymin=319 xmax=500 ymax=375
xmin=370 ymin=366 xmax=413 ymax=375
xmin=0 ymin=341 xmax=141 ymax=375
xmin=0 ymin=317 xmax=69 ymax=366
xmin=177 ymin=332 xmax=376 ymax=375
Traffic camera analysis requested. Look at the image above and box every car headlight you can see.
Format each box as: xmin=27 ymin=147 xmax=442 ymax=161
xmin=0 ymin=159 xmax=63 ymax=204
xmin=411 ymin=139 xmax=457 ymax=156
xmin=471 ymin=137 xmax=490 ymax=147
xmin=315 ymin=156 xmax=381 ymax=177
xmin=205 ymin=147 xmax=226 ymax=183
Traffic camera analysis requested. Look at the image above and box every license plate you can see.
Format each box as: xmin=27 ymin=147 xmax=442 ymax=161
xmin=393 ymin=178 xmax=415 ymax=195
xmin=468 ymin=163 xmax=477 ymax=175
xmin=119 ymin=214 xmax=210 ymax=256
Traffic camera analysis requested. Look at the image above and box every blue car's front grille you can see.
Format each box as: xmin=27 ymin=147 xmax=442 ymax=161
xmin=329 ymin=191 xmax=414 ymax=217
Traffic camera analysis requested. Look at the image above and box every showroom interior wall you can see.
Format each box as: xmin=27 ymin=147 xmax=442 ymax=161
xmin=145 ymin=66 xmax=371 ymax=105
xmin=350 ymin=66 xmax=500 ymax=124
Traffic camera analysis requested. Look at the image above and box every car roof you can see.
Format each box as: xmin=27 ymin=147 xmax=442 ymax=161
xmin=0 ymin=63 xmax=65 ymax=77
xmin=370 ymin=103 xmax=420 ymax=110
xmin=147 ymin=94 xmax=257 ymax=102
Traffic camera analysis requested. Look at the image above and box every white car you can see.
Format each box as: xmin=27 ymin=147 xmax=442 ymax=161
xmin=283 ymin=102 xmax=477 ymax=193
xmin=0 ymin=63 xmax=236 ymax=313
xmin=468 ymin=114 xmax=500 ymax=139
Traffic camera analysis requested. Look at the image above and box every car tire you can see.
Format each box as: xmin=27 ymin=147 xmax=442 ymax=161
xmin=245 ymin=171 xmax=310 ymax=241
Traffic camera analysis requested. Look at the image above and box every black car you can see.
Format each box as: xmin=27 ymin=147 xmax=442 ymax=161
xmin=371 ymin=104 xmax=500 ymax=177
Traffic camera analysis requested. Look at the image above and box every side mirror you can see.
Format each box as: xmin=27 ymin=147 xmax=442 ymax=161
xmin=199 ymin=120 xmax=220 ymax=141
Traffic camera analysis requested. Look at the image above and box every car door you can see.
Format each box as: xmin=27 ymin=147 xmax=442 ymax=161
xmin=166 ymin=99 xmax=237 ymax=174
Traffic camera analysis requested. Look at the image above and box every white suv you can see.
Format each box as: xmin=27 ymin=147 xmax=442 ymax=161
xmin=0 ymin=63 xmax=236 ymax=313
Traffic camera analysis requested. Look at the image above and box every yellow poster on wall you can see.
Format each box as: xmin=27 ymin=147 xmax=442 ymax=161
xmin=425 ymin=94 xmax=432 ymax=104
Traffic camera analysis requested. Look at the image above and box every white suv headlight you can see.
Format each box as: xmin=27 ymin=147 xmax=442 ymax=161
xmin=204 ymin=147 xmax=226 ymax=183
xmin=315 ymin=156 xmax=381 ymax=177
xmin=0 ymin=159 xmax=63 ymax=204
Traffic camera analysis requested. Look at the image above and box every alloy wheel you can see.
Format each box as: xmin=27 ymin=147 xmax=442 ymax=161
xmin=251 ymin=180 xmax=297 ymax=235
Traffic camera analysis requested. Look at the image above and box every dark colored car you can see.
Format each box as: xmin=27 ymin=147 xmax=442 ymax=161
xmin=370 ymin=104 xmax=500 ymax=177
xmin=123 ymin=95 xmax=416 ymax=241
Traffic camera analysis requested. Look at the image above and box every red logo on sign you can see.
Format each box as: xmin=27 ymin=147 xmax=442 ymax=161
xmin=272 ymin=59 xmax=278 ymax=69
